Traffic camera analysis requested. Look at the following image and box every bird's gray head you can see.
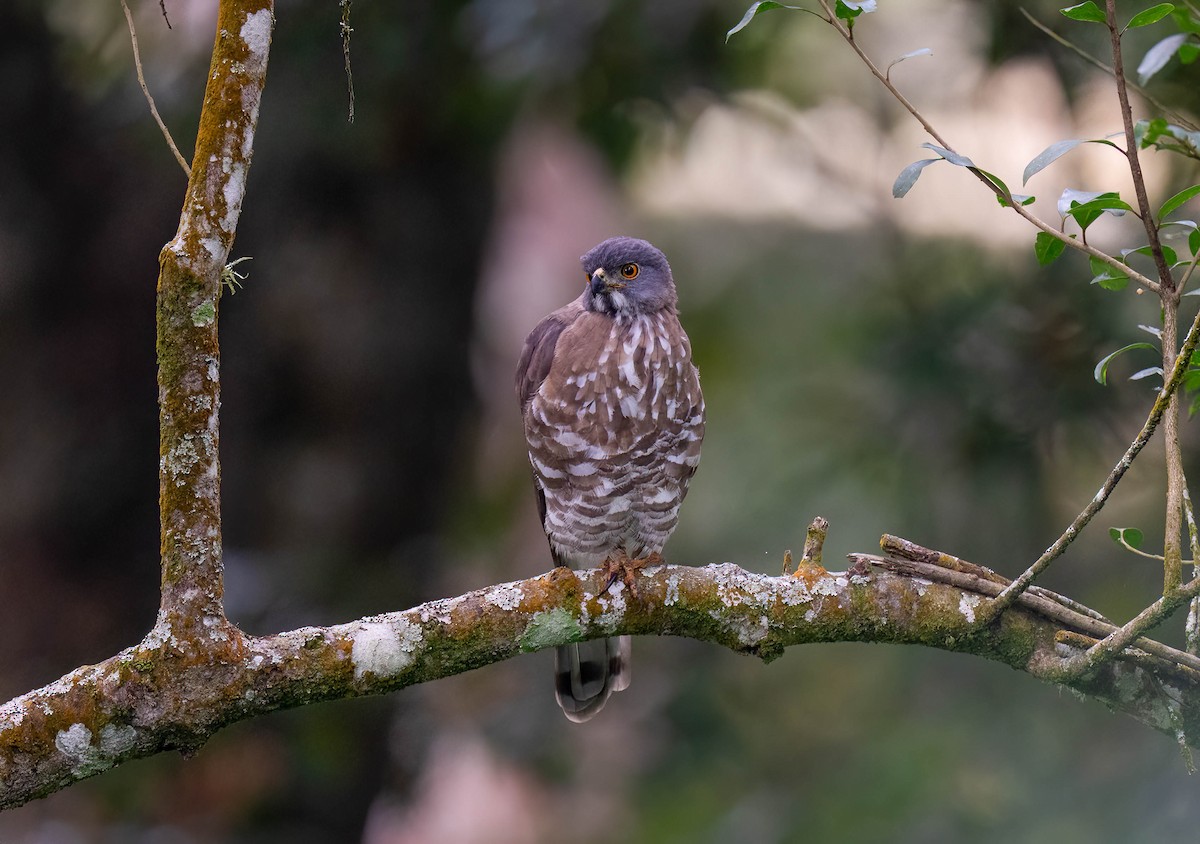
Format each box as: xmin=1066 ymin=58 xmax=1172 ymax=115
xmin=580 ymin=236 xmax=677 ymax=319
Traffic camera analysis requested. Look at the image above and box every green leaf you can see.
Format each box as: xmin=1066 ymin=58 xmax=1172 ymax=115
xmin=1192 ymin=228 xmax=1200 ymax=254
xmin=1034 ymin=231 xmax=1069 ymax=265
xmin=726 ymin=1 xmax=802 ymax=42
xmin=1122 ymin=244 xmax=1178 ymax=265
xmin=1022 ymin=138 xmax=1119 ymax=185
xmin=1127 ymin=3 xmax=1175 ymax=29
xmin=1061 ymin=190 xmax=1132 ymax=230
xmin=1180 ymin=41 xmax=1200 ymax=64
xmin=1089 ymin=255 xmax=1129 ymax=290
xmin=1061 ymin=2 xmax=1107 ymax=22
xmin=1109 ymin=526 xmax=1145 ymax=549
xmin=1138 ymin=33 xmax=1188 ymax=83
xmin=1159 ymin=185 xmax=1200 ymax=220
xmin=1095 ymin=342 xmax=1156 ymax=384
xmin=893 ymin=158 xmax=939 ymax=198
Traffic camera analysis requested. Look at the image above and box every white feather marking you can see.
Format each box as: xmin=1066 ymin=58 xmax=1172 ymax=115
xmin=619 ymin=358 xmax=642 ymax=389
xmin=626 ymin=318 xmax=643 ymax=353
xmin=531 ymin=455 xmax=565 ymax=479
xmin=620 ymin=393 xmax=642 ymax=419
xmin=646 ymin=487 xmax=676 ymax=505
xmin=568 ymin=462 xmax=598 ymax=477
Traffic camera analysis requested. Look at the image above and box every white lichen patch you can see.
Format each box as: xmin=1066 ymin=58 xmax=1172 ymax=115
xmin=55 ymin=723 xmax=94 ymax=760
xmin=350 ymin=619 xmax=423 ymax=680
xmin=98 ymin=723 xmax=138 ymax=756
xmin=485 ymin=583 xmax=524 ymax=611
xmin=0 ymin=697 xmax=27 ymax=728
xmin=240 ymin=9 xmax=274 ymax=74
xmin=165 ymin=437 xmax=214 ymax=494
xmin=811 ymin=575 xmax=847 ymax=597
xmin=958 ymin=593 xmax=982 ymax=623
xmin=595 ymin=582 xmax=628 ymax=631
xmin=191 ymin=394 xmax=214 ymax=413
xmin=664 ymin=573 xmax=681 ymax=606
xmin=418 ymin=595 xmax=466 ymax=625
xmin=53 ymin=721 xmax=139 ymax=777
xmin=708 ymin=563 xmax=776 ymax=609
xmin=202 ymin=237 xmax=223 ymax=263
xmin=777 ymin=576 xmax=813 ymax=606
xmin=221 ymin=161 xmax=247 ymax=234
xmin=709 ymin=609 xmax=770 ymax=647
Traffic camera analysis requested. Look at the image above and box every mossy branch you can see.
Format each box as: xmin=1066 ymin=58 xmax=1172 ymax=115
xmin=154 ymin=0 xmax=273 ymax=640
xmin=3 ymin=556 xmax=1200 ymax=809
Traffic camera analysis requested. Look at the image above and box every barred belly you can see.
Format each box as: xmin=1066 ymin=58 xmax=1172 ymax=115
xmin=525 ymin=311 xmax=705 ymax=567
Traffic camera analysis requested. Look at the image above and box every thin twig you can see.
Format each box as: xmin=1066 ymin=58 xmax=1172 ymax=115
xmin=855 ymin=552 xmax=1200 ymax=679
xmin=1018 ymin=8 xmax=1197 ymax=132
xmin=121 ymin=0 xmax=190 ymax=176
xmin=1063 ymin=573 xmax=1200 ymax=679
xmin=880 ymin=534 xmax=1112 ymax=622
xmin=1103 ymin=0 xmax=1175 ymax=297
xmin=159 ymin=0 xmax=173 ymax=29
xmin=1104 ymin=0 xmax=1186 ymax=595
xmin=1055 ymin=630 xmax=1200 ymax=681
xmin=986 ymin=303 xmax=1200 ymax=619
xmin=340 ymin=0 xmax=355 ymax=123
xmin=811 ymin=0 xmax=1161 ymax=297
xmin=1178 ymin=248 xmax=1200 ymax=297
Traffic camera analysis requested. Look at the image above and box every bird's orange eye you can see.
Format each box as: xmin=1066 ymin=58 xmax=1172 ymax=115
xmin=620 ymin=263 xmax=639 ymax=280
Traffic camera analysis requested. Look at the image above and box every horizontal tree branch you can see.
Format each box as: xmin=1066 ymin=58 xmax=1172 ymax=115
xmin=3 ymin=558 xmax=1197 ymax=809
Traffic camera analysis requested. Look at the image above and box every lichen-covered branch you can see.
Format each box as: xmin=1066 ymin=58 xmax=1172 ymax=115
xmin=155 ymin=0 xmax=273 ymax=638
xmin=3 ymin=560 xmax=1199 ymax=809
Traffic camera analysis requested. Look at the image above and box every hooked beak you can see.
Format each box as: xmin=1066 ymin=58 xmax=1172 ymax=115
xmin=589 ymin=268 xmax=625 ymax=296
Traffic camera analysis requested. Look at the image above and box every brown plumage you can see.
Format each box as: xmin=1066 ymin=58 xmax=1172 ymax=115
xmin=515 ymin=237 xmax=704 ymax=721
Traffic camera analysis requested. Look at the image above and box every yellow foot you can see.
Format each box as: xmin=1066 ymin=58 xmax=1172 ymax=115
xmin=602 ymin=551 xmax=662 ymax=597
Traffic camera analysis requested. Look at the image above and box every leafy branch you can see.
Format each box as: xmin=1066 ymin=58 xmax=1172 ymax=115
xmin=728 ymin=0 xmax=1200 ymax=688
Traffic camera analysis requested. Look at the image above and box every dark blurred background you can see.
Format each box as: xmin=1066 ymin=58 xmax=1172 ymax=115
xmin=3 ymin=0 xmax=1200 ymax=840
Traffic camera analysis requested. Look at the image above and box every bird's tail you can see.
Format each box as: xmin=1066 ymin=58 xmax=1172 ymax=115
xmin=554 ymin=635 xmax=631 ymax=722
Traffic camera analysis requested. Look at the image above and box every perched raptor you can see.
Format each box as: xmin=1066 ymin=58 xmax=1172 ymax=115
xmin=515 ymin=236 xmax=705 ymax=721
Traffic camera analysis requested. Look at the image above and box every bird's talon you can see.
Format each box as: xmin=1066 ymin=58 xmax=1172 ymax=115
xmin=601 ymin=551 xmax=660 ymax=598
